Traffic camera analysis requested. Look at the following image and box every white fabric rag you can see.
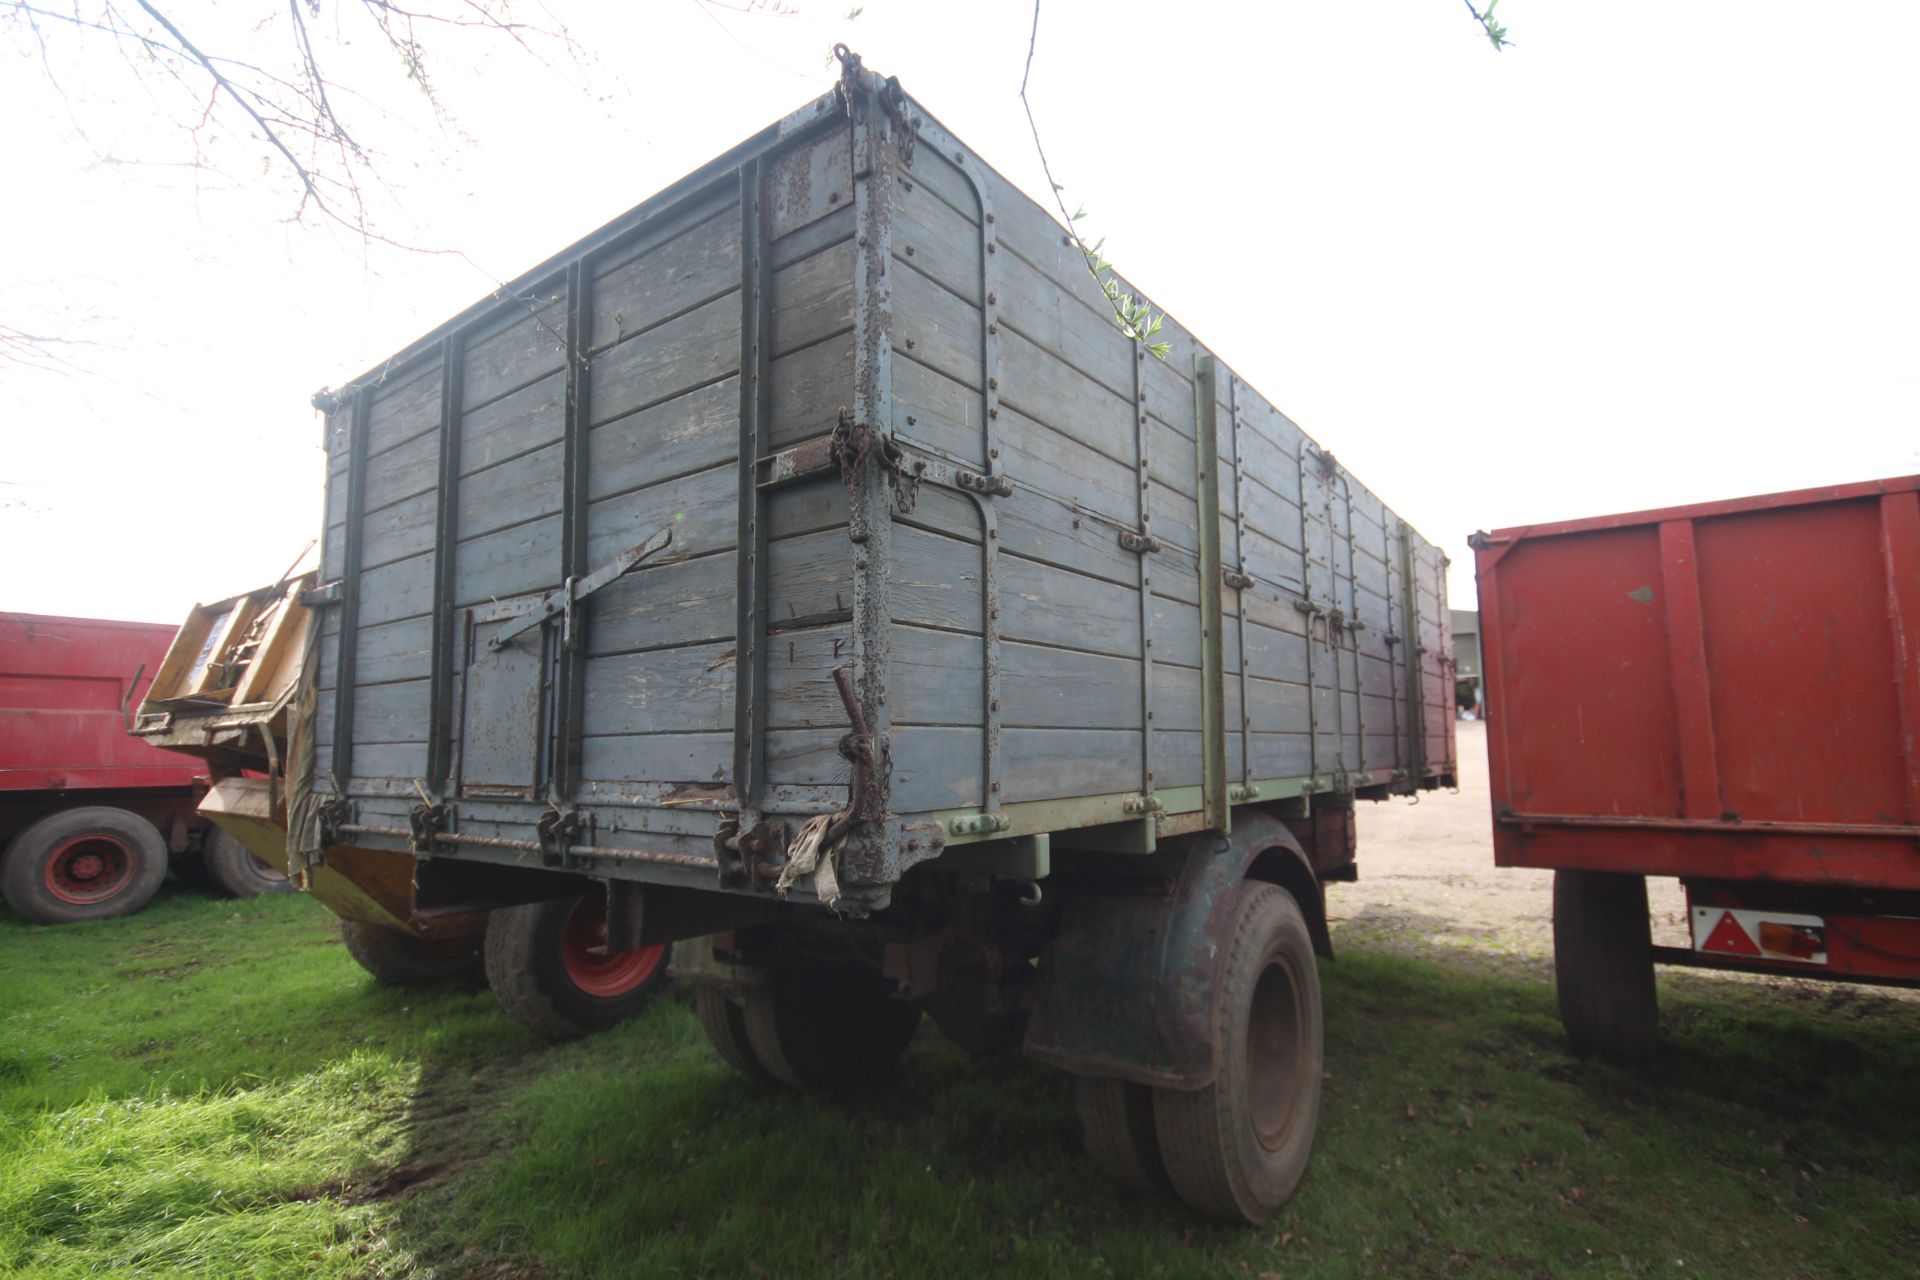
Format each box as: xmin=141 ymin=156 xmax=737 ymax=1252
xmin=774 ymin=812 xmax=843 ymax=911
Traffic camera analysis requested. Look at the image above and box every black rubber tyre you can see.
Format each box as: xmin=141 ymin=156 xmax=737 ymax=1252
xmin=1075 ymin=1075 xmax=1171 ymax=1193
xmin=1553 ymin=869 xmax=1658 ymax=1060
xmin=202 ymin=828 xmax=294 ymax=898
xmin=1152 ymin=883 xmax=1324 ymax=1224
xmin=0 ymin=806 xmax=170 ymax=924
xmin=743 ymin=965 xmax=921 ymax=1091
xmin=483 ymin=893 xmax=672 ymax=1041
xmin=695 ymin=986 xmax=775 ymax=1083
xmin=339 ymin=919 xmax=484 ymax=986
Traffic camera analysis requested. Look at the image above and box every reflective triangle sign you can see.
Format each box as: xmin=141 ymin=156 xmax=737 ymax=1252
xmin=1700 ymin=909 xmax=1761 ymax=956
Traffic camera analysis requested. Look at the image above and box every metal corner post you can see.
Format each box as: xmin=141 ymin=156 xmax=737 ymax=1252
xmin=554 ymin=260 xmax=593 ymax=800
xmin=1132 ymin=341 xmax=1156 ymax=802
xmin=330 ymin=385 xmax=372 ymax=786
xmin=846 ymin=71 xmax=897 ymax=846
xmin=733 ymin=159 xmax=774 ymax=826
xmin=1225 ymin=373 xmax=1252 ymax=789
xmin=1398 ymin=523 xmax=1428 ymax=784
xmin=1193 ymin=355 xmax=1229 ymax=832
xmin=427 ymin=333 xmax=466 ymax=791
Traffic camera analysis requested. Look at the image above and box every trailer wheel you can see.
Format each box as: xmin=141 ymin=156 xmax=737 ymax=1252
xmin=202 ymin=828 xmax=294 ymax=898
xmin=1152 ymin=883 xmax=1323 ymax=1224
xmin=339 ymin=919 xmax=483 ymax=986
xmin=1075 ymin=1075 xmax=1170 ymax=1193
xmin=743 ymin=965 xmax=921 ymax=1091
xmin=484 ymin=891 xmax=671 ymax=1041
xmin=694 ymin=987 xmax=775 ymax=1083
xmin=1553 ymin=870 xmax=1658 ymax=1060
xmin=0 ymin=806 xmax=170 ymax=924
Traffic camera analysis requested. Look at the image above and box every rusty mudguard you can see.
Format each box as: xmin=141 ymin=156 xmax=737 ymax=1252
xmin=1022 ymin=810 xmax=1329 ymax=1091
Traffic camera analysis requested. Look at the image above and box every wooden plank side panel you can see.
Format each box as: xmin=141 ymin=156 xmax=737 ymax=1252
xmin=893 ymin=175 xmax=982 ymax=306
xmin=893 ymin=263 xmax=982 ymax=392
xmin=358 ymin=491 xmax=437 ymax=572
xmin=998 ymin=328 xmax=1134 ymax=469
xmin=364 ymin=365 xmax=441 ymax=459
xmin=460 ymin=441 xmax=563 ymax=540
xmin=362 ymin=428 xmax=439 ymax=515
xmin=587 ymin=293 xmax=738 ymax=430
xmin=891 ymin=355 xmax=983 ymax=467
xmin=461 ymin=371 xmax=563 ymax=478
xmin=589 ymin=196 xmax=740 ymax=352
xmin=1001 ymin=553 xmax=1141 ymax=661
xmin=463 ymin=293 xmax=568 ymax=411
xmin=587 ymin=377 xmax=738 ymax=502
xmin=320 ymin=616 xmax=432 ymax=690
xmin=769 ymin=332 xmax=854 ymax=449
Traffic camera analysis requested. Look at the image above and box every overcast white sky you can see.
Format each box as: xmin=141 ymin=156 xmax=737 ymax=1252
xmin=3 ymin=1 xmax=1916 ymax=622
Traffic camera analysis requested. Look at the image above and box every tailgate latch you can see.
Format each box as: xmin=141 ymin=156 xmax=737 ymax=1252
xmin=489 ymin=526 xmax=674 ymax=652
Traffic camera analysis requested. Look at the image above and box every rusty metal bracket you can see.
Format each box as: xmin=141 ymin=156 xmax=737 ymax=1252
xmin=1122 ymin=794 xmax=1165 ymax=815
xmin=831 ymin=408 xmax=919 ymax=521
xmin=407 ymin=801 xmax=448 ymax=855
xmin=536 ymin=808 xmax=584 ymax=868
xmin=712 ymin=819 xmax=746 ymax=885
xmin=827 ymin=666 xmax=878 ymax=845
xmin=713 ymin=817 xmax=791 ymax=889
xmin=316 ymin=794 xmax=354 ymax=847
xmin=1118 ymin=529 xmax=1162 ymax=555
xmin=949 ymin=812 xmax=1012 ymax=837
xmin=298 ymin=580 xmax=344 ymax=608
xmin=956 ymin=468 xmax=1013 ymax=497
xmin=1222 ymin=568 xmax=1254 ymax=590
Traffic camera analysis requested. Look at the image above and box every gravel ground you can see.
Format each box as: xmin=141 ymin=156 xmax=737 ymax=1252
xmin=1332 ymin=720 xmax=1920 ymax=1024
xmin=1336 ymin=720 xmax=1710 ymax=975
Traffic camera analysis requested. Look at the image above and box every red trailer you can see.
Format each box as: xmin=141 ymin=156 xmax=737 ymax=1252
xmin=0 ymin=612 xmax=288 ymax=923
xmin=1472 ymin=475 xmax=1920 ymax=1057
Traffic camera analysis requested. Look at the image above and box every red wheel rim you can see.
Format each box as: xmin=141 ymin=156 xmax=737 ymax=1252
xmin=560 ymin=892 xmax=665 ymax=998
xmin=43 ymin=835 xmax=136 ymax=905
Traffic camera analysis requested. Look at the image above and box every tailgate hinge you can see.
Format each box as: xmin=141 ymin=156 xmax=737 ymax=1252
xmin=537 ymin=807 xmax=586 ymax=868
xmin=316 ymin=794 xmax=354 ymax=847
xmin=408 ymin=802 xmax=448 ymax=855
xmin=1118 ymin=529 xmax=1161 ymax=555
xmin=299 ymin=579 xmax=345 ymax=608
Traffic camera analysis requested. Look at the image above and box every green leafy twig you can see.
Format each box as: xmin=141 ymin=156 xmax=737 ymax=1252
xmin=1018 ymin=1 xmax=1171 ymax=360
xmin=1462 ymin=0 xmax=1511 ymax=51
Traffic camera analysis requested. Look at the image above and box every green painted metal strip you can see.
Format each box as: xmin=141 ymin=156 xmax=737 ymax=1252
xmin=926 ymin=771 xmax=1335 ymax=848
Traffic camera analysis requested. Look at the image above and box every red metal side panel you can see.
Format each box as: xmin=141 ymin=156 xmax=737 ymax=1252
xmin=1476 ymin=476 xmax=1920 ymax=891
xmin=0 ymin=614 xmax=204 ymax=794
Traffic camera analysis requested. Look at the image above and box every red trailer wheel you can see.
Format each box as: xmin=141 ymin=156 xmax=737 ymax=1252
xmin=45 ymin=835 xmax=135 ymax=904
xmin=484 ymin=890 xmax=672 ymax=1040
xmin=1 ymin=806 xmax=170 ymax=924
xmin=559 ymin=892 xmax=667 ymax=997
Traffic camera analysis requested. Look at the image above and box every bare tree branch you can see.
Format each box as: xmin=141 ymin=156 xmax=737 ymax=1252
xmin=0 ymin=324 xmax=96 ymax=375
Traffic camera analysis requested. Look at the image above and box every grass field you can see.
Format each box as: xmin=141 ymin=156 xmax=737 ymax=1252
xmin=3 ymin=882 xmax=1918 ymax=1280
